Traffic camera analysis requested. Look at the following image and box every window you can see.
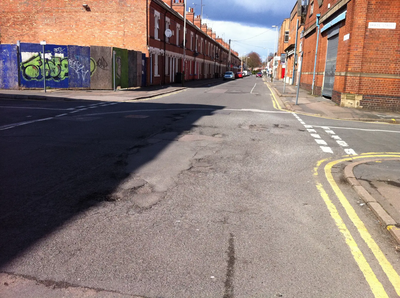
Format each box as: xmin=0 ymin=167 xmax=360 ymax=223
xmin=165 ymin=56 xmax=169 ymax=75
xmin=195 ymin=35 xmax=198 ymax=52
xmin=201 ymin=38 xmax=203 ymax=53
xmin=310 ymin=1 xmax=314 ymax=16
xmin=154 ymin=10 xmax=160 ymax=40
xmin=284 ymin=31 xmax=289 ymax=42
xmin=190 ymin=32 xmax=194 ymax=50
xmin=176 ymin=24 xmax=180 ymax=46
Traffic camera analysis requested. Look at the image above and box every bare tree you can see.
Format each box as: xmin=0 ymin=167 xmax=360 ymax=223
xmin=247 ymin=52 xmax=262 ymax=70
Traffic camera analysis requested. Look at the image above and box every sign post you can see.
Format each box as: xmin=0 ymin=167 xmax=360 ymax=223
xmin=281 ymin=53 xmax=287 ymax=93
xmin=40 ymin=41 xmax=46 ymax=93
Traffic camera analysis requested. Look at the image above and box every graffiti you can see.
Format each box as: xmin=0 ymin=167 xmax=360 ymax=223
xmin=20 ymin=53 xmax=68 ymax=82
xmin=69 ymin=58 xmax=89 ymax=80
xmin=90 ymin=57 xmax=97 ymax=76
xmin=97 ymin=56 xmax=108 ymax=70
xmin=46 ymin=57 xmax=69 ymax=81
xmin=20 ymin=54 xmax=43 ymax=81
xmin=54 ymin=47 xmax=65 ymax=54
xmin=116 ymin=56 xmax=122 ymax=79
xmin=90 ymin=57 xmax=109 ymax=76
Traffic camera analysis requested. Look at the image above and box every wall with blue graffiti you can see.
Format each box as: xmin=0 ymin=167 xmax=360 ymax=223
xmin=0 ymin=45 xmax=19 ymax=89
xmin=0 ymin=42 xmax=144 ymax=90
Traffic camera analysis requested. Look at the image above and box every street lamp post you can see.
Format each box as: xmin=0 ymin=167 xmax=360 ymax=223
xmin=40 ymin=40 xmax=46 ymax=93
xmin=272 ymin=25 xmax=278 ymax=80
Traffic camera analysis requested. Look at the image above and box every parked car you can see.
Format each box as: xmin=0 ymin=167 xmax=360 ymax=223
xmin=242 ymin=70 xmax=248 ymax=76
xmin=223 ymin=71 xmax=235 ymax=80
xmin=235 ymin=72 xmax=243 ymax=78
xmin=256 ymin=72 xmax=263 ymax=78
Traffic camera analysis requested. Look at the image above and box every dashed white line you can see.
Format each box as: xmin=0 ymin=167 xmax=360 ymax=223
xmin=293 ymin=113 xmax=357 ymax=155
xmin=336 ymin=140 xmax=349 ymax=147
xmin=55 ymin=113 xmax=68 ymax=118
xmin=1 ymin=102 xmax=120 ymax=130
xmin=315 ymin=139 xmax=328 ymax=145
xmin=320 ymin=146 xmax=334 ymax=153
xmin=311 ymin=133 xmax=321 ymax=139
xmin=345 ymin=148 xmax=357 ymax=155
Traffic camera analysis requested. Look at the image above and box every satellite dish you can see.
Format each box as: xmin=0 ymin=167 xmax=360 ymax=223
xmin=165 ymin=29 xmax=172 ymax=38
xmin=165 ymin=29 xmax=172 ymax=37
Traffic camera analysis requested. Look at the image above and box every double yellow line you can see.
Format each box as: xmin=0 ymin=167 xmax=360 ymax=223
xmin=315 ymin=153 xmax=400 ymax=297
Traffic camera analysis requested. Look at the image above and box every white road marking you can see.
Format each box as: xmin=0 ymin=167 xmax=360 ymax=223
xmin=345 ymin=148 xmax=358 ymax=155
xmin=315 ymin=125 xmax=400 ymax=134
xmin=0 ymin=117 xmax=54 ymax=131
xmin=250 ymin=83 xmax=257 ymax=94
xmin=0 ymin=106 xmax=68 ymax=111
xmin=311 ymin=133 xmax=322 ymax=139
xmin=55 ymin=113 xmax=68 ymax=118
xmin=0 ymin=102 xmax=119 ymax=131
xmin=293 ymin=114 xmax=358 ymax=155
xmin=337 ymin=140 xmax=349 ymax=147
xmin=320 ymin=146 xmax=334 ymax=153
xmin=315 ymin=139 xmax=328 ymax=145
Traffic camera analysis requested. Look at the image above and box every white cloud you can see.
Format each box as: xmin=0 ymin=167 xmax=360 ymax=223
xmin=204 ymin=19 xmax=278 ymax=59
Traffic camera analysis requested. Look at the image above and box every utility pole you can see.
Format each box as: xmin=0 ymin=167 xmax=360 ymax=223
xmin=292 ymin=19 xmax=299 ymax=85
xmin=182 ymin=0 xmax=187 ymax=86
xmin=311 ymin=14 xmax=321 ymax=95
xmin=228 ymin=39 xmax=231 ymax=70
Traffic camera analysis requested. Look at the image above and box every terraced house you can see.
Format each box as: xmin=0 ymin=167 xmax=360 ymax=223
xmin=0 ymin=0 xmax=240 ymax=89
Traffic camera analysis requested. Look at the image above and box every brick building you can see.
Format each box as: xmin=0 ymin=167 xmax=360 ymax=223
xmin=0 ymin=0 xmax=240 ymax=88
xmin=276 ymin=0 xmax=399 ymax=111
xmin=276 ymin=18 xmax=290 ymax=80
xmin=303 ymin=0 xmax=400 ymax=110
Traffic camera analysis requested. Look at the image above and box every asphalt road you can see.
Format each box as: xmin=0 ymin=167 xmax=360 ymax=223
xmin=1 ymin=77 xmax=400 ymax=297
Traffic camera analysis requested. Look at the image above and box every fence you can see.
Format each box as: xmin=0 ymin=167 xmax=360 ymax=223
xmin=0 ymin=43 xmax=145 ymax=90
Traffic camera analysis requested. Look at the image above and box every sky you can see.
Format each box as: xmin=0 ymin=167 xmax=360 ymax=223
xmin=188 ymin=0 xmax=298 ymax=61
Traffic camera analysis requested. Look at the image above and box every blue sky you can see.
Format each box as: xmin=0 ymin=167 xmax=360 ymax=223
xmin=189 ymin=0 xmax=297 ymax=60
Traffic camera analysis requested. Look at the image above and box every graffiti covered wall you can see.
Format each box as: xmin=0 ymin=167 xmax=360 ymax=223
xmin=0 ymin=43 xmax=142 ymax=90
xmin=90 ymin=46 xmax=112 ymax=90
xmin=113 ymin=48 xmax=129 ymax=89
xmin=20 ymin=43 xmax=69 ymax=89
xmin=0 ymin=45 xmax=19 ymax=89
xmin=68 ymin=46 xmax=91 ymax=89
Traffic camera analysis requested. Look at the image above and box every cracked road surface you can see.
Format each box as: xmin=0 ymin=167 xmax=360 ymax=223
xmin=1 ymin=77 xmax=400 ymax=297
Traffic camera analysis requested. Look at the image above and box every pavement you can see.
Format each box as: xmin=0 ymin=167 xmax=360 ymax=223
xmin=1 ymin=77 xmax=400 ymax=245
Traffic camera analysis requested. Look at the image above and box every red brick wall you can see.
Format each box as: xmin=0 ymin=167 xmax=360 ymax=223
xmin=301 ymin=0 xmax=400 ymax=110
xmin=0 ymin=0 xmax=148 ymax=53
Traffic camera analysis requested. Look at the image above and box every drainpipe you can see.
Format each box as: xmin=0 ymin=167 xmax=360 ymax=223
xmin=292 ymin=18 xmax=299 ymax=85
xmin=311 ymin=14 xmax=321 ymax=95
xmin=163 ymin=12 xmax=166 ymax=86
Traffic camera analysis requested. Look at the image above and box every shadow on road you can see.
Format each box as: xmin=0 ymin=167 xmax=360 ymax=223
xmin=0 ymin=99 xmax=224 ymax=268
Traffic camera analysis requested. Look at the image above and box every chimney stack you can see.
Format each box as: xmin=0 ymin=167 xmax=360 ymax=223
xmin=194 ymin=15 xmax=201 ymax=28
xmin=186 ymin=7 xmax=194 ymax=23
xmin=161 ymin=0 xmax=172 ymax=7
xmin=172 ymin=0 xmax=185 ymax=16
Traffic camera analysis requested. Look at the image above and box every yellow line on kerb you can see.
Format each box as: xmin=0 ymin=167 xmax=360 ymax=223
xmin=265 ymin=83 xmax=283 ymax=111
xmin=315 ymin=153 xmax=400 ymax=297
xmin=314 ymin=162 xmax=388 ymax=298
